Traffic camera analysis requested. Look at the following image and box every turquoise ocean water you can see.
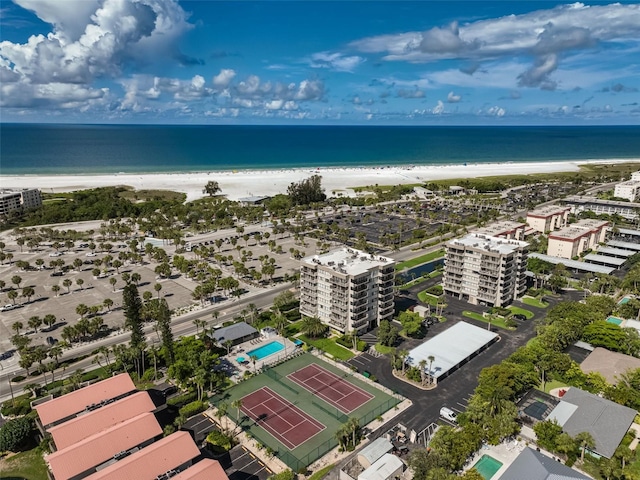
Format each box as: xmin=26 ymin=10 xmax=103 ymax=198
xmin=1 ymin=124 xmax=639 ymax=175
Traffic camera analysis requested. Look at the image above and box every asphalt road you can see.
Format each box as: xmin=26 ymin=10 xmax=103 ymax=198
xmin=0 ymin=283 xmax=291 ymax=404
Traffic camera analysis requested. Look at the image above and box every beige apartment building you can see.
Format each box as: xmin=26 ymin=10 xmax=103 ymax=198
xmin=476 ymin=220 xmax=527 ymax=241
xmin=526 ymin=205 xmax=571 ymax=233
xmin=614 ymin=180 xmax=640 ymax=202
xmin=0 ymin=188 xmax=42 ymax=216
xmin=299 ymin=248 xmax=395 ymax=333
xmin=443 ymin=233 xmax=529 ymax=307
xmin=547 ymin=219 xmax=609 ymax=259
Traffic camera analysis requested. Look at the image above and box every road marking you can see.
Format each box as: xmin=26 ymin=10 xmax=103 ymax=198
xmin=250 ymin=453 xmax=255 ymax=459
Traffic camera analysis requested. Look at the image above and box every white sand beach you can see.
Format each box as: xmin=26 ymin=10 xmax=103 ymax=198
xmin=1 ymin=159 xmax=635 ymax=202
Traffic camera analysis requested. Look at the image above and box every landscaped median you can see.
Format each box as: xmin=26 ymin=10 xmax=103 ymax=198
xmin=395 ymin=249 xmax=445 ymax=271
xmin=521 ymin=295 xmax=549 ymax=308
xmin=462 ymin=311 xmax=515 ymax=330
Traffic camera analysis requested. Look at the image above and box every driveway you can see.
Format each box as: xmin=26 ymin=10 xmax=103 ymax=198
xmin=348 ymin=292 xmax=555 ymax=433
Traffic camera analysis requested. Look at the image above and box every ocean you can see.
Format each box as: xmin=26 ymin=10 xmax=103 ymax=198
xmin=1 ymin=124 xmax=639 ymax=175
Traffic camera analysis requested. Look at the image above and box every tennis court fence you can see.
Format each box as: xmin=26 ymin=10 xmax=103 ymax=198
xmin=245 ymin=396 xmax=400 ymax=472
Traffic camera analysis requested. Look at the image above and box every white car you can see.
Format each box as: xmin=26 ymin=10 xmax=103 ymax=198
xmin=0 ymin=304 xmax=16 ymax=312
xmin=86 ymin=252 xmax=97 ymax=257
xmin=440 ymin=407 xmax=458 ymax=423
xmin=49 ymin=252 xmax=62 ymax=257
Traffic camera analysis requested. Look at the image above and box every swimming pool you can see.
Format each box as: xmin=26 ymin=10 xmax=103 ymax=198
xmin=619 ymin=296 xmax=631 ymax=305
xmin=247 ymin=341 xmax=284 ymax=360
xmin=607 ymin=316 xmax=623 ymax=325
xmin=474 ymin=455 xmax=503 ymax=480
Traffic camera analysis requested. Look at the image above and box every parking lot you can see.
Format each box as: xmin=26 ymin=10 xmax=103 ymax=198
xmin=346 ymin=293 xmax=551 ymax=433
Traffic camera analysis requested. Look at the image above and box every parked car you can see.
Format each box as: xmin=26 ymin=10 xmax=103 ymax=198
xmin=49 ymin=252 xmax=62 ymax=257
xmin=0 ymin=304 xmax=17 ymax=312
xmin=86 ymin=252 xmax=97 ymax=257
xmin=440 ymin=407 xmax=458 ymax=423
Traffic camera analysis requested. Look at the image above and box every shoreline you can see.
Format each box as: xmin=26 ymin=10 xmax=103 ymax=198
xmin=1 ymin=158 xmax=637 ymax=202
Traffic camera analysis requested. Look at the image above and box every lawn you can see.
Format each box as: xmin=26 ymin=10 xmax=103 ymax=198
xmin=522 ymin=296 xmax=549 ymax=308
xmin=0 ymin=447 xmax=48 ymax=480
xmin=462 ymin=311 xmax=513 ymax=330
xmin=417 ymin=291 xmax=440 ymax=306
xmin=374 ymin=343 xmax=395 ymax=355
xmin=395 ymin=249 xmax=445 ymax=270
xmin=507 ymin=306 xmax=535 ymax=319
xmin=535 ymin=379 xmax=569 ymax=395
xmin=298 ymin=335 xmax=354 ymax=360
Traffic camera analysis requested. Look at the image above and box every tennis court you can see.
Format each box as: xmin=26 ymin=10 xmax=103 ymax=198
xmin=241 ymin=386 xmax=325 ymax=449
xmin=288 ymin=364 xmax=374 ymax=413
xmin=212 ymin=353 xmax=400 ymax=470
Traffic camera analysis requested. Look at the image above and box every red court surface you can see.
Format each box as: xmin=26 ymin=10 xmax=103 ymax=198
xmin=241 ymin=386 xmax=325 ymax=450
xmin=287 ymin=364 xmax=374 ymax=414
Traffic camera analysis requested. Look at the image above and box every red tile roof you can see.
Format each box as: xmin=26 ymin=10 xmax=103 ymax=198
xmin=48 ymin=391 xmax=155 ymax=450
xmin=35 ymin=373 xmax=135 ymax=427
xmin=172 ymin=459 xmax=229 ymax=480
xmin=46 ymin=412 xmax=162 ymax=480
xmin=84 ymin=431 xmax=200 ymax=480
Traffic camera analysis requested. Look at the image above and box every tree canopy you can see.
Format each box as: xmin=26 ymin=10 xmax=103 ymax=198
xmin=287 ymin=175 xmax=326 ymax=205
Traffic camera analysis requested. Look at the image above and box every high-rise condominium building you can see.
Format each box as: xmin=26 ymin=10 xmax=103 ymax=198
xmin=443 ymin=233 xmax=529 ymax=307
xmin=299 ymin=248 xmax=395 ymax=333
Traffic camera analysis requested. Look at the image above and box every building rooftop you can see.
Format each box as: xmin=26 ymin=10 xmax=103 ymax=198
xmin=358 ymin=437 xmax=393 ymax=466
xmin=46 ymin=412 xmax=162 ymax=480
xmin=549 ymin=219 xmax=609 ymax=241
xmin=607 ymin=240 xmax=640 ymax=251
xmin=475 ymin=220 xmax=526 ymax=235
xmin=617 ymin=228 xmax=640 ymax=237
xmin=84 ymin=431 xmax=200 ymax=480
xmin=596 ymin=246 xmax=635 ymax=258
xmin=407 ymin=321 xmax=498 ymax=379
xmin=564 ymin=195 xmax=640 ymax=209
xmin=172 ymin=459 xmax=228 ymax=480
xmin=583 ymin=254 xmax=627 ymax=267
xmin=35 ymin=373 xmax=136 ymax=427
xmin=447 ymin=233 xmax=528 ymax=255
xmin=527 ymin=205 xmax=571 ymax=217
xmin=548 ymin=387 xmax=637 ymax=458
xmin=499 ymin=447 xmax=590 ymax=480
xmin=48 ymin=391 xmax=156 ymax=450
xmin=301 ymin=248 xmax=394 ymax=276
xmin=212 ymin=322 xmax=258 ymax=344
xmin=528 ymin=253 xmax=615 ymax=274
xmin=358 ymin=454 xmax=403 ymax=480
xmin=580 ymin=347 xmax=640 ymax=385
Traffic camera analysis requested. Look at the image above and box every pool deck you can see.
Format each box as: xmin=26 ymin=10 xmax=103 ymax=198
xmin=228 ymin=335 xmax=298 ymax=379
xmin=465 ymin=427 xmax=592 ymax=480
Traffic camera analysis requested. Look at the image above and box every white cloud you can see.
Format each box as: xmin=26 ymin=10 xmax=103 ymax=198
xmin=397 ymin=88 xmax=425 ymax=99
xmin=487 ymin=106 xmax=506 ymax=117
xmin=310 ymin=51 xmax=365 ymax=72
xmin=213 ymin=69 xmax=236 ymax=88
xmin=433 ymin=100 xmax=445 ymax=114
xmin=447 ymin=91 xmax=461 ymax=103
xmin=0 ymin=0 xmax=192 ymax=108
xmin=349 ymin=3 xmax=640 ymax=89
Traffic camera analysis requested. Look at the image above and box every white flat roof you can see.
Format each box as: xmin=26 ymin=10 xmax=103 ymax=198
xmin=302 ymin=248 xmax=394 ymax=276
xmin=447 ymin=233 xmax=528 ymax=255
xmin=583 ymin=254 xmax=627 ymax=267
xmin=618 ymin=228 xmax=640 ymax=237
xmin=607 ymin=240 xmax=640 ymax=251
xmin=358 ymin=454 xmax=403 ymax=480
xmin=528 ymin=253 xmax=615 ymax=275
xmin=407 ymin=321 xmax=498 ymax=379
xmin=596 ymin=247 xmax=635 ymax=258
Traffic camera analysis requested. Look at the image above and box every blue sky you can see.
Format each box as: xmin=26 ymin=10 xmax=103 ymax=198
xmin=1 ymin=0 xmax=639 ymax=125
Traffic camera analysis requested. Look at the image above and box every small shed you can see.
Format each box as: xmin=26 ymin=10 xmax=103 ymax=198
xmin=358 ymin=438 xmax=394 ymax=468
xmin=358 ymin=454 xmax=403 ymax=480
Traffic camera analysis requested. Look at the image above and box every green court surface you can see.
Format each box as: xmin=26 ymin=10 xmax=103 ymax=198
xmin=210 ymin=353 xmax=399 ymax=470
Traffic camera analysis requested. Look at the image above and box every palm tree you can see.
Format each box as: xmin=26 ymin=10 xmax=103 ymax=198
xmin=231 ymin=399 xmax=243 ymax=428
xmin=250 ymin=354 xmax=258 ymax=374
xmin=63 ymin=278 xmax=72 ymax=294
xmin=301 ymin=316 xmax=327 ymax=338
xmin=575 ymin=431 xmax=595 ymax=462
xmin=12 ymin=321 xmax=23 ymax=335
xmin=398 ymin=349 xmax=409 ymax=375
xmin=27 ymin=316 xmax=42 ymax=333
xmin=418 ymin=359 xmax=427 ymax=386
xmin=103 ymin=298 xmax=114 ymax=311
xmin=154 ymin=283 xmax=163 ymax=298
xmin=216 ymin=402 xmax=229 ymax=433
xmin=346 ymin=417 xmax=360 ymax=448
xmin=52 ymin=284 xmax=61 ymax=297
xmin=427 ymin=355 xmax=435 ymax=385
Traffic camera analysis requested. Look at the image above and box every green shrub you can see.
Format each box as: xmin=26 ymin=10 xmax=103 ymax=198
xmin=488 ymin=306 xmax=510 ymax=316
xmin=0 ymin=416 xmax=33 ymax=452
xmin=269 ymin=469 xmax=295 ymax=480
xmin=179 ymin=400 xmax=208 ymax=419
xmin=1 ymin=398 xmax=32 ymax=417
xmin=167 ymin=391 xmax=197 ymax=407
xmin=11 ymin=375 xmax=26 ymax=383
xmin=336 ymin=335 xmax=367 ymax=352
xmin=505 ymin=318 xmax=518 ymax=329
xmin=206 ymin=430 xmax=234 ymax=453
xmin=425 ymin=285 xmax=443 ymax=296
